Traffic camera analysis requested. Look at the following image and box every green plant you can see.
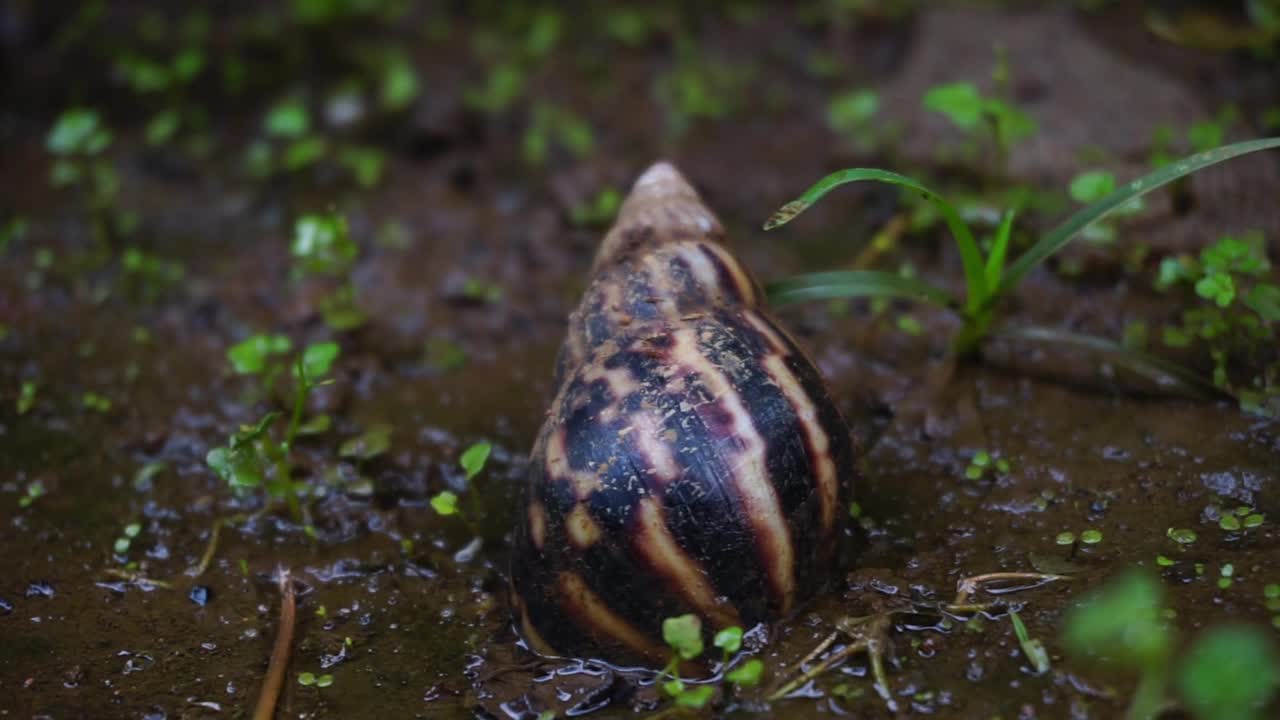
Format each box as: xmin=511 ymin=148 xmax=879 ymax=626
xmin=297 ymin=671 xmax=334 ymax=688
xmin=207 ymin=338 xmax=340 ymax=520
xmin=652 ymin=614 xmax=764 ymax=711
xmin=923 ymin=80 xmax=1035 ymax=171
xmin=964 ymin=449 xmax=1010 ymax=480
xmin=762 ymin=137 xmax=1280 ymax=397
xmin=653 ymin=37 xmax=746 ymax=136
xmin=523 ymin=102 xmax=594 ymax=166
xmin=464 ymin=7 xmax=561 ymax=115
xmin=245 ymin=99 xmax=387 ymax=187
xmin=1155 ymin=232 xmax=1278 ymax=414
xmin=121 ymin=247 xmax=185 ymax=302
xmin=569 ymin=188 xmax=621 ymax=227
xmin=827 ymin=89 xmax=884 ymax=152
xmin=46 ymin=108 xmax=133 ymax=240
xmin=1150 ymin=105 xmax=1240 ymax=167
xmin=0 ymin=217 xmax=28 ymax=255
xmin=18 ymin=479 xmax=46 ymax=508
xmin=292 ymin=213 xmax=367 ymax=331
xmin=1061 ymin=568 xmax=1280 ymax=720
xmin=16 ymin=381 xmax=38 ymax=415
xmin=110 ymin=13 xmax=211 ymax=153
xmin=1067 ymin=170 xmax=1146 ymax=246
xmin=431 ymin=441 xmax=492 ymax=528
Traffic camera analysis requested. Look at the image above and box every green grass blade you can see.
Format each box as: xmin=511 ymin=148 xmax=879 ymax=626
xmin=763 ymin=168 xmax=987 ymax=311
xmin=764 ymin=270 xmax=957 ymax=308
xmin=984 ymin=209 xmax=1016 ymax=291
xmin=999 ymin=137 xmax=1280 ymax=296
xmin=993 ymin=325 xmax=1222 ymax=400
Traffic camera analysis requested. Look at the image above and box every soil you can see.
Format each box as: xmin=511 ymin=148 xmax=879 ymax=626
xmin=1 ymin=2 xmax=1278 ymax=719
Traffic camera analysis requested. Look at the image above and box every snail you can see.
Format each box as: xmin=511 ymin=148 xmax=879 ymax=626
xmin=509 ymin=161 xmax=857 ymax=669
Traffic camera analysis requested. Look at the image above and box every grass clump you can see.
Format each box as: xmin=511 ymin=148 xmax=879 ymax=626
xmin=763 ymin=137 xmax=1280 ymax=409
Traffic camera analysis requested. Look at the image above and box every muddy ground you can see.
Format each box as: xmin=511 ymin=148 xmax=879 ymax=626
xmin=2 ymin=2 xmax=1278 ymax=718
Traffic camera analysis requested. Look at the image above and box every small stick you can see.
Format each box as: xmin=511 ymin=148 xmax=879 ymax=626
xmin=253 ymin=569 xmax=297 ymax=720
xmin=101 ymin=568 xmax=174 ymax=590
xmin=953 ymin=572 xmax=1068 ymax=605
xmin=189 ymin=517 xmax=225 ymax=579
xmin=769 ymin=636 xmax=869 ymax=701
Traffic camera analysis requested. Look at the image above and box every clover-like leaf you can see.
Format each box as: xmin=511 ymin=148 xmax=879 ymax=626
xmin=662 ymin=614 xmax=704 ymax=660
xmin=713 ymin=626 xmax=743 ymax=655
xmin=460 ymin=441 xmax=492 ymax=482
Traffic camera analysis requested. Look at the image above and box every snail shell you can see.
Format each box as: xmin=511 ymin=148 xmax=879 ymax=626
xmin=511 ymin=162 xmax=856 ymax=667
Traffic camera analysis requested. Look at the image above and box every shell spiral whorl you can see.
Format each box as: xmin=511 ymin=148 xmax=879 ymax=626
xmin=512 ymin=161 xmax=856 ymax=667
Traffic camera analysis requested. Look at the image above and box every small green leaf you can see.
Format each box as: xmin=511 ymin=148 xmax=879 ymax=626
xmin=265 ymin=99 xmax=310 ymax=138
xmin=339 ymin=423 xmax=392 ymax=461
xmin=380 ymin=52 xmax=420 ymax=111
xmin=923 ymin=82 xmax=984 ymax=129
xmin=726 ymin=658 xmax=764 ymax=686
xmin=17 ymin=381 xmax=37 ymax=414
xmin=662 ymin=614 xmax=704 ymax=660
xmin=292 ymin=213 xmax=356 ymax=276
xmin=300 ymin=341 xmax=340 ymax=379
xmin=1010 ymin=611 xmax=1051 ymax=675
xmin=674 ymin=684 xmax=714 ymax=708
xmin=1220 ymin=515 xmax=1242 ymax=531
xmin=430 ymin=491 xmax=458 ymax=516
xmin=1195 ymin=273 xmax=1235 ymax=307
xmin=297 ymin=414 xmax=331 ymax=436
xmin=827 ymin=89 xmax=880 ymax=133
xmin=283 ymin=136 xmax=326 ymax=170
xmin=298 ymin=672 xmax=316 ymax=686
xmin=713 ymin=626 xmax=743 ymax=654
xmin=425 ymin=337 xmax=467 ymax=371
xmin=1056 ymin=531 xmax=1076 ymax=545
xmin=145 ymin=109 xmax=181 ymax=145
xmin=336 ymin=145 xmax=386 ymax=188
xmin=1244 ymin=284 xmax=1280 ymax=321
xmin=1069 ymin=170 xmax=1116 ymax=204
xmin=315 ymin=674 xmax=334 ymax=688
xmin=227 ymin=334 xmax=292 ymax=374
xmin=1168 ymin=527 xmax=1198 ymax=544
xmin=133 ymin=460 xmax=166 ymax=490
xmin=460 ymin=442 xmax=492 ymax=481
xmin=47 ymin=108 xmax=110 ymax=155
xmin=1081 ymin=529 xmax=1103 ymax=544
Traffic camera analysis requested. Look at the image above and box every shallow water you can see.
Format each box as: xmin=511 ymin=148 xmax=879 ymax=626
xmin=2 ymin=2 xmax=1278 ymax=718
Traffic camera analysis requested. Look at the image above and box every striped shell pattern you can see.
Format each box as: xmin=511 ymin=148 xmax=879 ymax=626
xmin=510 ymin=162 xmax=856 ymax=667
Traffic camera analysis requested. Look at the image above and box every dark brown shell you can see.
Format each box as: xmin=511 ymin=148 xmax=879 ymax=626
xmin=511 ymin=162 xmax=856 ymax=667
